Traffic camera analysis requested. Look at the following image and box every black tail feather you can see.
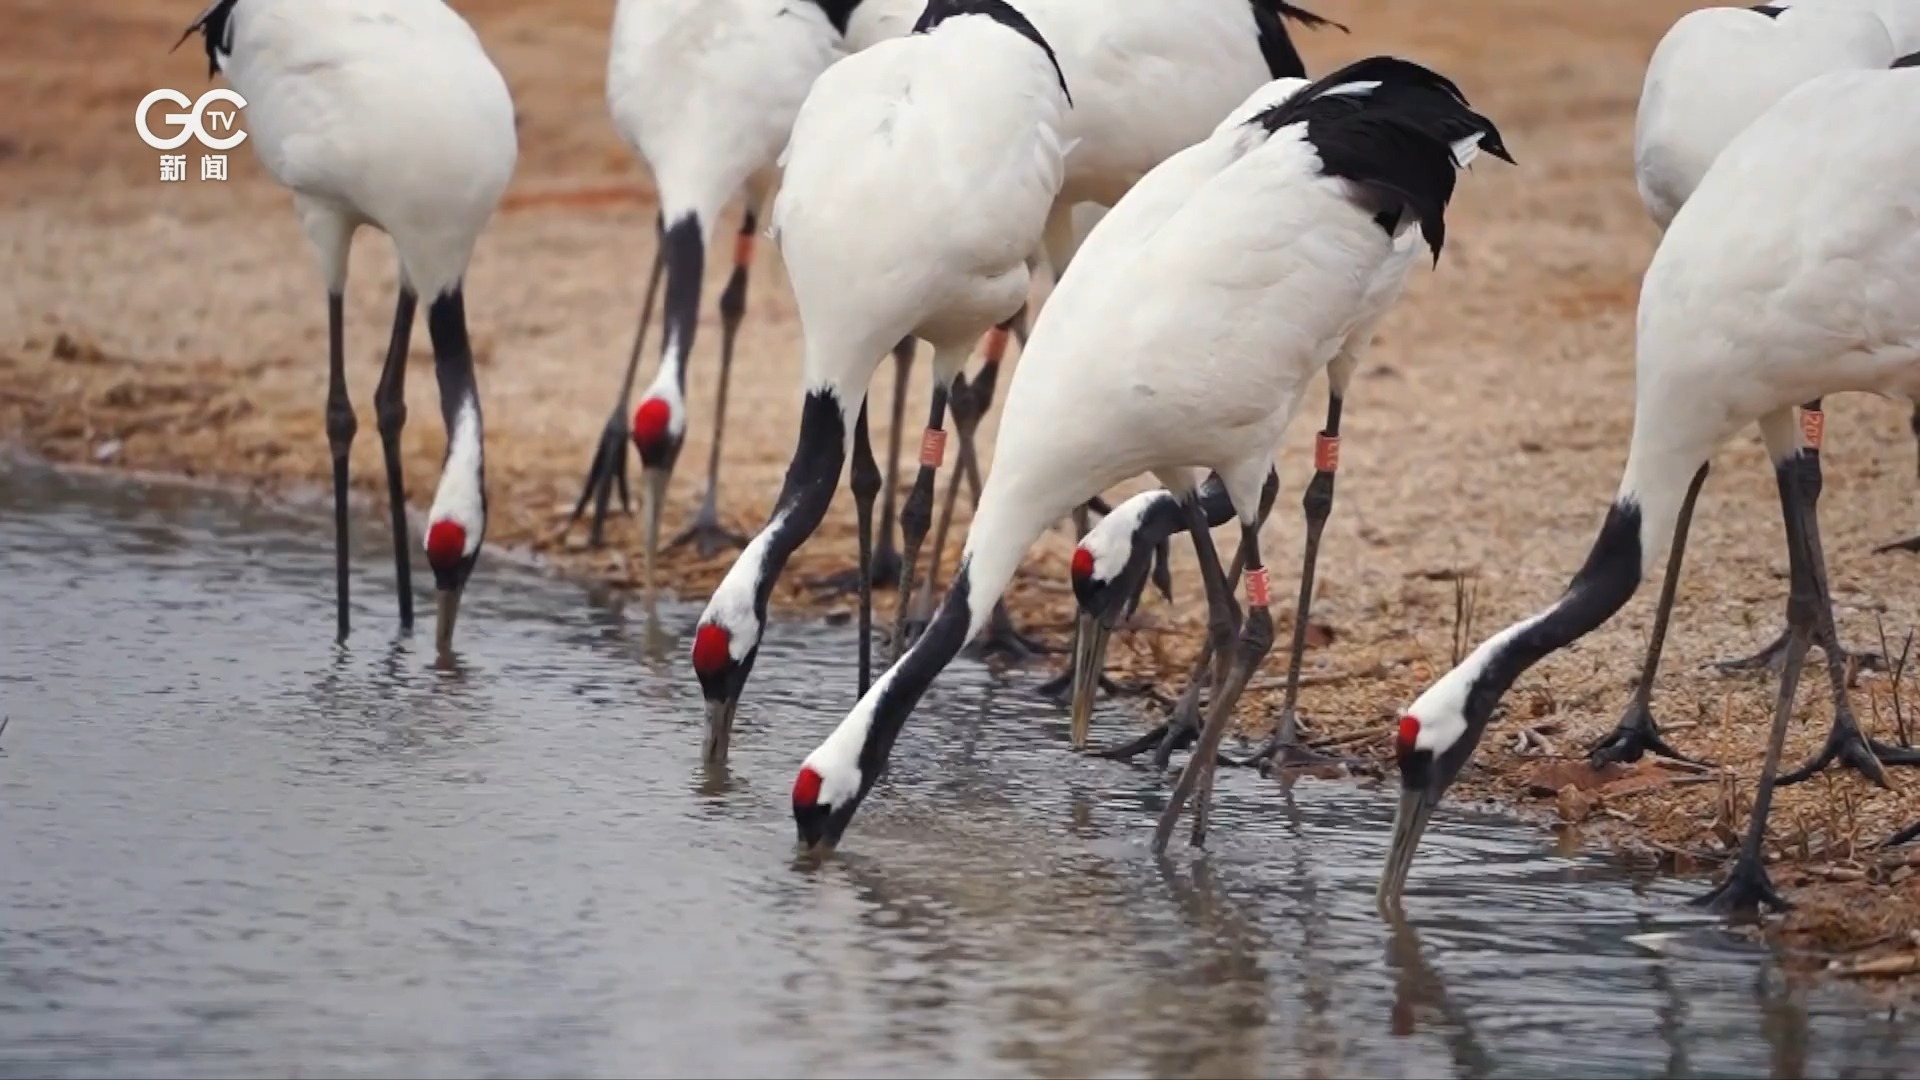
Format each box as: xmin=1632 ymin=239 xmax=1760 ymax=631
xmin=1249 ymin=56 xmax=1512 ymax=262
xmin=1893 ymin=50 xmax=1920 ymax=69
xmin=1262 ymin=1 xmax=1351 ymax=34
xmin=173 ymin=0 xmax=240 ymax=78
xmin=1249 ymin=0 xmax=1350 ymax=80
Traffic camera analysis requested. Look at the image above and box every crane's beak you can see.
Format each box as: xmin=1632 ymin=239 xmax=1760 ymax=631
xmin=1068 ymin=612 xmax=1111 ymax=750
xmin=641 ymin=465 xmax=671 ymax=595
xmin=1377 ymin=784 xmax=1436 ymax=916
xmin=703 ymin=693 xmax=739 ymax=768
xmin=435 ymin=588 xmax=463 ymax=658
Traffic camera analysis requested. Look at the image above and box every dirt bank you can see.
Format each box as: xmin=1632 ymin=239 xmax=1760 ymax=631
xmin=5 ymin=0 xmax=1920 ymax=977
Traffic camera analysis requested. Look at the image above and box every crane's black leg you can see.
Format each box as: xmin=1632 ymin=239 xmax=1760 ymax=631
xmin=1888 ymin=819 xmax=1920 ymax=848
xmin=1694 ymin=459 xmax=1810 ymax=917
xmin=811 ymin=338 xmax=911 ymax=595
xmin=1776 ymin=437 xmax=1920 ymax=787
xmin=914 ymin=368 xmax=975 ymax=638
xmin=890 ymin=381 xmax=948 ymax=659
xmin=1154 ymin=520 xmax=1272 ymax=854
xmin=1100 ymin=495 xmax=1243 ymax=769
xmin=1715 ymin=402 xmax=1882 ymax=674
xmin=372 ymin=286 xmax=419 ymax=632
xmin=668 ymin=211 xmax=757 ymax=558
xmin=1590 ymin=465 xmax=1712 ymax=768
xmin=1243 ymin=399 xmax=1365 ymax=773
xmin=1874 ymin=406 xmax=1920 ymax=554
xmin=566 ymin=213 xmax=663 ymax=547
xmin=325 ymin=291 xmax=356 ymax=644
xmin=849 ymin=398 xmax=881 ymax=697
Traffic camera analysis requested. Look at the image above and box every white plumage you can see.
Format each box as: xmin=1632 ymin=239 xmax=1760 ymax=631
xmin=1384 ymin=65 xmax=1920 ymax=916
xmin=773 ymin=17 xmax=1070 ymax=374
xmin=183 ymin=0 xmax=517 ymax=653
xmin=849 ymin=0 xmax=1337 ymax=285
xmin=790 ymin=58 xmax=1508 ymax=854
xmin=1634 ymin=4 xmax=1892 ymax=230
xmin=1781 ymin=0 xmax=1920 ymax=50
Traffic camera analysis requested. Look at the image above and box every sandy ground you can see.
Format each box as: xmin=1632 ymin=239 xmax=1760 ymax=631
xmin=6 ymin=0 xmax=1920 ymax=974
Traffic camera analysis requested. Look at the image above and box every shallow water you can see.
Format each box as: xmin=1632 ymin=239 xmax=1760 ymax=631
xmin=1 ymin=457 xmax=1915 ymax=1078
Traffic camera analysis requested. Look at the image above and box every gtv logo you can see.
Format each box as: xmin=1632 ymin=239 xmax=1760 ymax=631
xmin=135 ymin=88 xmax=248 ymax=150
xmin=135 ymin=88 xmax=245 ymax=182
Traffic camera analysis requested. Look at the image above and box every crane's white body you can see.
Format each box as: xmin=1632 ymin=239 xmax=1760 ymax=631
xmin=1781 ymin=0 xmax=1920 ymax=49
xmin=1623 ymin=67 xmax=1920 ymax=554
xmin=218 ymin=0 xmax=516 ymax=301
xmin=847 ymin=0 xmax=1295 ymax=274
xmin=609 ymin=0 xmax=840 ymax=238
xmin=605 ymin=0 xmax=845 ymax=436
xmin=1634 ymin=4 xmax=1893 ymax=230
xmin=774 ymin=16 xmax=1071 ymax=382
xmin=211 ymin=0 xmax=516 ymax=553
xmin=968 ymin=101 xmax=1423 ymax=601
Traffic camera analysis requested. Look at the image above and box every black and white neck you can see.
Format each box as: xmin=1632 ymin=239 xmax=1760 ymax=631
xmin=1403 ymin=443 xmax=1711 ymax=764
xmin=423 ymin=284 xmax=487 ymax=591
xmin=692 ymin=388 xmax=851 ymax=698
xmin=794 ymin=475 xmax=1070 ymax=848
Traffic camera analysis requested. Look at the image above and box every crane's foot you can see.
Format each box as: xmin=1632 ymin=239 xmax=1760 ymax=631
xmin=1689 ymin=853 xmax=1790 ymax=919
xmin=1092 ymin=720 xmax=1236 ymax=770
xmin=1092 ymin=687 xmax=1234 ymax=770
xmin=965 ymin=601 xmax=1055 ymax=665
xmin=563 ymin=415 xmax=633 ymax=548
xmin=1238 ymin=711 xmax=1366 ymax=774
xmin=808 ymin=546 xmax=902 ymax=597
xmin=1712 ymin=628 xmax=1882 ymax=678
xmin=1587 ymin=700 xmax=1707 ymax=769
xmin=1777 ymin=715 xmax=1920 ymax=789
xmin=665 ymin=504 xmax=749 ymax=560
xmin=1875 ymin=534 xmax=1920 ymax=555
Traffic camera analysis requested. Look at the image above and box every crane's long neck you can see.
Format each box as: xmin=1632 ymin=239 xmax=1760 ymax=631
xmin=823 ymin=475 xmax=1073 ymax=785
xmin=741 ymin=389 xmax=850 ymax=618
xmin=1444 ymin=454 xmax=1707 ymax=725
xmin=658 ymin=212 xmax=706 ymax=388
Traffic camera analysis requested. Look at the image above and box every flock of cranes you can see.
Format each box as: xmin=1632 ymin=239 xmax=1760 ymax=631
xmin=184 ymin=0 xmax=1919 ymax=920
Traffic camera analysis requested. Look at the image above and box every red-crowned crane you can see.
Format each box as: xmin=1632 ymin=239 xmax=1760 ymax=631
xmin=692 ymin=0 xmax=1342 ymax=763
xmin=1379 ymin=64 xmax=1920 ymax=918
xmin=690 ymin=0 xmax=1071 ymax=764
xmin=1586 ymin=2 xmax=1906 ymax=783
xmin=788 ymin=58 xmax=1510 ymax=854
xmin=565 ymin=0 xmax=849 ymax=577
xmin=178 ymin=0 xmax=516 ymax=655
xmin=1062 ymin=141 xmax=1422 ymax=774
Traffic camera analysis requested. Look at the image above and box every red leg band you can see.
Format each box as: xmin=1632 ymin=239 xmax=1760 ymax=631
xmin=984 ymin=326 xmax=1010 ymax=366
xmin=734 ymin=231 xmax=755 ymax=269
xmin=1800 ymin=408 xmax=1824 ymax=451
xmin=919 ymin=427 xmax=947 ymax=468
xmin=1246 ymin=566 xmax=1270 ymax=608
xmin=1314 ymin=433 xmax=1340 ymax=473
